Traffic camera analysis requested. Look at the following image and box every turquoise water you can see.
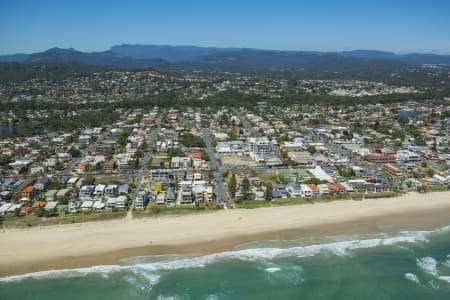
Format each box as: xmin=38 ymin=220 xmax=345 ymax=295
xmin=2 ymin=226 xmax=450 ymax=300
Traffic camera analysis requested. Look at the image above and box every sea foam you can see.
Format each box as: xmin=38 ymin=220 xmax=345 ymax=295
xmin=1 ymin=224 xmax=450 ymax=283
xmin=404 ymin=273 xmax=420 ymax=284
xmin=417 ymin=257 xmax=439 ymax=276
xmin=265 ymin=267 xmax=281 ymax=273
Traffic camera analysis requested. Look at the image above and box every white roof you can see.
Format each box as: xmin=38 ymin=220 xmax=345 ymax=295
xmin=92 ymin=201 xmax=105 ymax=209
xmin=0 ymin=203 xmax=12 ymax=212
xmin=8 ymin=204 xmax=22 ymax=212
xmin=81 ymin=201 xmax=94 ymax=208
xmin=308 ymin=166 xmax=334 ymax=183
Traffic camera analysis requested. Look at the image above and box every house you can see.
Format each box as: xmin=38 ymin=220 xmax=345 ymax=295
xmin=340 ymin=182 xmax=355 ymax=193
xmin=288 ymin=152 xmax=317 ymax=168
xmin=374 ymin=183 xmax=390 ymax=193
xmin=56 ymin=188 xmax=71 ymax=200
xmin=92 ymin=201 xmax=105 ymax=211
xmin=397 ymin=150 xmax=421 ymax=163
xmin=204 ymin=185 xmax=214 ymax=204
xmin=300 ymin=184 xmax=313 ymax=197
xmin=118 ymin=184 xmax=130 ymax=194
xmin=7 ymin=203 xmax=22 ymax=214
xmin=103 ymin=159 xmax=117 ymax=171
xmin=171 ymin=157 xmax=192 ymax=169
xmin=118 ymin=158 xmax=131 ymax=170
xmin=80 ymin=200 xmax=94 ymax=211
xmin=272 ymin=184 xmax=287 ymax=199
xmin=68 ymin=200 xmax=80 ymax=213
xmin=383 ymin=164 xmax=402 ymax=177
xmin=79 ymin=185 xmax=94 ymax=198
xmin=248 ymin=176 xmax=261 ymax=188
xmin=67 ymin=177 xmax=79 ymax=186
xmin=45 ymin=189 xmax=58 ymax=201
xmin=0 ymin=203 xmax=12 ymax=215
xmin=94 ymin=184 xmax=106 ymax=197
xmin=150 ymin=169 xmax=171 ymax=180
xmin=348 ymin=180 xmax=375 ymax=193
xmin=0 ymin=190 xmax=11 ymax=202
xmin=106 ymin=196 xmax=128 ymax=210
xmin=156 ymin=192 xmax=166 ymax=205
xmin=308 ymin=166 xmax=334 ymax=183
xmin=318 ymin=184 xmax=330 ymax=195
xmin=31 ymin=201 xmax=46 ymax=210
xmin=192 ymin=185 xmax=204 ymax=203
xmin=364 ymin=153 xmax=396 ymax=163
xmin=306 ymin=183 xmax=319 ymax=196
xmin=44 ymin=201 xmax=58 ymax=211
xmin=105 ymin=185 xmax=117 ymax=197
xmin=21 ymin=185 xmax=37 ymax=200
xmin=327 ymin=183 xmax=346 ymax=193
xmin=20 ymin=205 xmax=31 ymax=215
xmin=74 ymin=161 xmax=89 ymax=174
xmin=135 ymin=191 xmax=148 ymax=209
xmin=34 ymin=176 xmax=50 ymax=190
xmin=166 ymin=187 xmax=177 ymax=204
xmin=286 ymin=182 xmax=303 ymax=198
xmin=216 ymin=141 xmax=245 ymax=155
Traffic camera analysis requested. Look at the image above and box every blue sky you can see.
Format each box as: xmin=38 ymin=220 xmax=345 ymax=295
xmin=0 ymin=0 xmax=449 ymax=55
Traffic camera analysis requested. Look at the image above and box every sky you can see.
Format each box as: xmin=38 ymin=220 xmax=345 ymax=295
xmin=0 ymin=0 xmax=449 ymax=55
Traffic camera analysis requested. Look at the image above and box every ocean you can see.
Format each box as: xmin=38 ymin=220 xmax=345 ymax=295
xmin=2 ymin=225 xmax=450 ymax=300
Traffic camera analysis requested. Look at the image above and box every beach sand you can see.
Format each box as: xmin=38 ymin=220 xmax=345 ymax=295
xmin=1 ymin=191 xmax=450 ymax=276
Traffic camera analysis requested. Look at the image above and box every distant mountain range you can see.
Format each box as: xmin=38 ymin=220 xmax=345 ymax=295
xmin=1 ymin=45 xmax=450 ymax=82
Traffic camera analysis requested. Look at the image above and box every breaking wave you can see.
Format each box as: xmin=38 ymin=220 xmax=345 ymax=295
xmin=2 ymin=225 xmax=450 ymax=283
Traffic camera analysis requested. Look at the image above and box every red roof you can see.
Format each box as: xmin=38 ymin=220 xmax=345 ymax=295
xmin=32 ymin=201 xmax=46 ymax=208
xmin=22 ymin=185 xmax=35 ymax=193
xmin=306 ymin=183 xmax=319 ymax=191
xmin=184 ymin=150 xmax=202 ymax=159
xmin=20 ymin=206 xmax=31 ymax=214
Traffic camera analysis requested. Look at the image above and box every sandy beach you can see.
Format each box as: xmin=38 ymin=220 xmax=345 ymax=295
xmin=1 ymin=191 xmax=450 ymax=276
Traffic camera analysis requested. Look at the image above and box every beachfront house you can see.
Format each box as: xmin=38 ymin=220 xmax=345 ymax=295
xmin=287 ymin=182 xmax=303 ymax=198
xmin=135 ymin=191 xmax=148 ymax=209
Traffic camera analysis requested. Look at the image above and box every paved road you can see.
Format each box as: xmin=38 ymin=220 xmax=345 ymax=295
xmin=132 ymin=110 xmax=164 ymax=200
xmin=201 ymin=127 xmax=229 ymax=203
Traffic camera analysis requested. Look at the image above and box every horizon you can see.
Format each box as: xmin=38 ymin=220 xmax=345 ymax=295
xmin=2 ymin=43 xmax=450 ymax=57
xmin=1 ymin=0 xmax=450 ymax=55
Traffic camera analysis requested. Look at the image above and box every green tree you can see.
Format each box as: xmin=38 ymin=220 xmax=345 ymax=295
xmin=58 ymin=196 xmax=69 ymax=205
xmin=241 ymin=177 xmax=250 ymax=201
xmin=306 ymin=145 xmax=316 ymax=154
xmin=201 ymin=151 xmax=210 ymax=161
xmin=264 ymin=183 xmax=273 ymax=201
xmin=228 ymin=173 xmax=237 ymax=199
xmin=68 ymin=146 xmax=81 ymax=158
xmin=82 ymin=175 xmax=95 ymax=186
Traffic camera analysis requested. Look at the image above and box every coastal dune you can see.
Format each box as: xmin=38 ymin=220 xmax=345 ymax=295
xmin=1 ymin=191 xmax=450 ymax=276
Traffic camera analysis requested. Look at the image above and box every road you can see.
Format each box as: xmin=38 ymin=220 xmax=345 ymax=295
xmin=201 ymin=127 xmax=229 ymax=203
xmin=132 ymin=110 xmax=164 ymax=201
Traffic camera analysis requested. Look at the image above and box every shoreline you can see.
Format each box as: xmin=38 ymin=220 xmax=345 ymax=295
xmin=1 ymin=191 xmax=450 ymax=277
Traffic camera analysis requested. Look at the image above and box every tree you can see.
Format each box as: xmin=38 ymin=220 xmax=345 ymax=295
xmin=201 ymin=151 xmax=210 ymax=161
xmin=82 ymin=175 xmax=95 ymax=186
xmin=228 ymin=173 xmax=237 ymax=199
xmin=241 ymin=177 xmax=250 ymax=201
xmin=306 ymin=145 xmax=316 ymax=154
xmin=58 ymin=196 xmax=69 ymax=205
xmin=264 ymin=183 xmax=273 ymax=201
